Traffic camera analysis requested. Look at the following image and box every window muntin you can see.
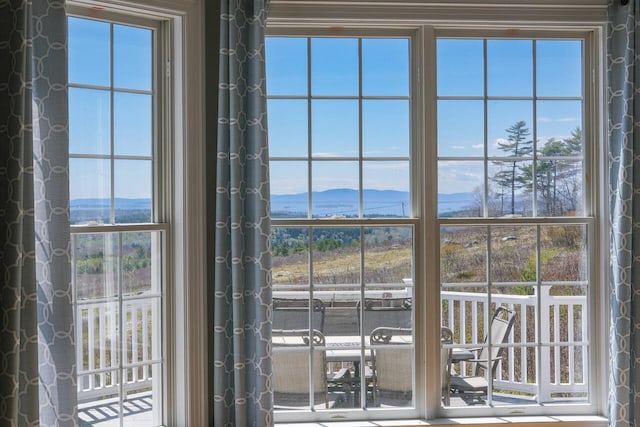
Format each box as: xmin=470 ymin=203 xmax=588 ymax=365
xmin=69 ymin=15 xmax=165 ymax=426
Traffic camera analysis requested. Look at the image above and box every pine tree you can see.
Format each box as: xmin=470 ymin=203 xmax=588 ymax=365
xmin=491 ymin=121 xmax=533 ymax=215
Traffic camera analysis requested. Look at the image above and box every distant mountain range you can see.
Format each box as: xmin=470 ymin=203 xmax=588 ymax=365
xmin=70 ymin=190 xmax=476 ymax=222
xmin=71 ymin=198 xmax=151 ymax=210
xmin=272 ymin=189 xmax=475 ymax=217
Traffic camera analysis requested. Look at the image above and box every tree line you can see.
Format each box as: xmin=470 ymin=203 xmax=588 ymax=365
xmin=490 ymin=121 xmax=582 ymax=217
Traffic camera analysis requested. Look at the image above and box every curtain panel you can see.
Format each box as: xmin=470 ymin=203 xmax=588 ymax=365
xmin=608 ymin=1 xmax=640 ymax=426
xmin=0 ymin=1 xmax=75 ymax=426
xmin=213 ymin=1 xmax=273 ymax=426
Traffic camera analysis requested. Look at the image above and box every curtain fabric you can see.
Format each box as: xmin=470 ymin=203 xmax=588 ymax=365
xmin=0 ymin=1 xmax=75 ymax=426
xmin=213 ymin=0 xmax=272 ymax=426
xmin=608 ymin=1 xmax=640 ymax=426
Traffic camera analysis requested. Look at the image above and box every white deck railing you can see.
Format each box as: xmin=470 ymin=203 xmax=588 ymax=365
xmin=76 ymin=299 xmax=156 ymax=403
xmin=77 ymin=285 xmax=587 ymax=403
xmin=442 ymin=287 xmax=588 ymax=401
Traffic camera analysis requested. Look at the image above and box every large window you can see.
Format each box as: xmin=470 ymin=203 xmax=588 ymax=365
xmin=68 ymin=14 xmax=167 ymax=426
xmin=266 ymin=26 xmax=601 ymax=423
xmin=267 ymin=35 xmax=417 ymax=420
xmin=437 ymin=36 xmax=592 ymax=410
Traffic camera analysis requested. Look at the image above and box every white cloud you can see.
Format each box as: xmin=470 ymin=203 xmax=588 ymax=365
xmin=494 ymin=138 xmax=508 ymax=148
xmin=538 ymin=116 xmax=579 ymax=123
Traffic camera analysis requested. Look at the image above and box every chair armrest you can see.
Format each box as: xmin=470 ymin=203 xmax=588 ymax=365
xmin=329 ymin=367 xmax=351 ymax=382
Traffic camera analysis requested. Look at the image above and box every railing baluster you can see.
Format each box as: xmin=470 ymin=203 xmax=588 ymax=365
xmin=132 ymin=303 xmax=139 ymax=384
xmin=568 ymin=304 xmax=575 ymax=385
xmin=520 ymin=302 xmax=526 ymax=386
xmin=143 ymin=301 xmax=149 ymax=381
xmin=88 ymin=305 xmax=95 ymax=391
xmin=554 ymin=304 xmax=560 ymax=385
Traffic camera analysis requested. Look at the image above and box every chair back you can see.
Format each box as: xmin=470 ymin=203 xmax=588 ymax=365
xmin=273 ymin=297 xmax=325 ymax=333
xmin=357 ymin=297 xmax=412 ymax=336
xmin=440 ymin=326 xmax=454 ymax=405
xmin=272 ymin=328 xmax=327 ymax=408
xmin=369 ymin=327 xmax=413 ymax=405
xmin=475 ymin=306 xmax=516 ymax=375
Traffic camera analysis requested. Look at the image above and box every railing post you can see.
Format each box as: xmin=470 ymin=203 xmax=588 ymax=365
xmin=538 ymin=286 xmax=552 ymax=402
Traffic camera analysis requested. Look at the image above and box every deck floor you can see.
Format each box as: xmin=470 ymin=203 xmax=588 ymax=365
xmin=78 ymin=392 xmax=155 ymax=426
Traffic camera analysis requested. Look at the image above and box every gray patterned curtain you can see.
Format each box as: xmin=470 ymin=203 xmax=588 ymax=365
xmin=608 ymin=1 xmax=640 ymax=425
xmin=213 ymin=0 xmax=272 ymax=426
xmin=0 ymin=1 xmax=75 ymax=426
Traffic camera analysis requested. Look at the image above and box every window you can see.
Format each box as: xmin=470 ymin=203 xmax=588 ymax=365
xmin=437 ymin=35 xmax=592 ymax=410
xmin=266 ymin=24 xmax=604 ymax=423
xmin=68 ymin=13 xmax=167 ymax=426
xmin=267 ymin=34 xmax=417 ymax=420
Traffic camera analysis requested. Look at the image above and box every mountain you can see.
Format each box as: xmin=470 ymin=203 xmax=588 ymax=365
xmin=271 ymin=189 xmax=475 ymax=217
xmin=69 ymin=191 xmax=476 ymax=222
xmin=70 ymin=198 xmax=152 ymax=224
xmin=71 ymin=198 xmax=151 ymax=210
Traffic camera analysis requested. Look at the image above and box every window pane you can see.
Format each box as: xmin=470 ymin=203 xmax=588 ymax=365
xmin=363 ymin=226 xmax=413 ymax=285
xmin=70 ymin=88 xmax=111 ymax=155
xmin=74 ymin=233 xmax=119 ymax=299
xmin=312 ymin=227 xmax=361 ymax=286
xmin=363 ymin=161 xmax=409 ymax=218
xmin=115 ymin=160 xmax=152 ymax=223
xmin=537 ymin=40 xmax=582 ymax=97
xmin=311 ymin=38 xmax=359 ymax=96
xmin=488 ymin=160 xmax=534 ymax=217
xmin=266 ymin=37 xmax=308 ymax=96
xmin=487 ymin=40 xmax=533 ymax=97
xmin=437 ymin=39 xmax=484 ymax=96
xmin=440 ymin=226 xmax=487 ymax=284
xmin=362 ymin=38 xmax=409 ymax=96
xmin=487 ymin=101 xmax=534 ymax=158
xmin=490 ymin=226 xmax=536 ymax=284
xmin=270 ymin=161 xmax=308 ymax=218
xmin=121 ymin=232 xmax=159 ymax=294
xmin=312 ymin=161 xmax=358 ymax=217
xmin=69 ymin=17 xmax=110 ymax=86
xmin=438 ymin=160 xmax=484 ymax=218
xmin=536 ymin=100 xmax=583 ymax=151
xmin=540 ymin=226 xmax=587 ymax=282
xmin=312 ymin=100 xmax=359 ymax=157
xmin=534 ymin=160 xmax=583 ymax=216
xmin=272 ymin=227 xmax=310 ymax=286
xmin=115 ymin=93 xmax=152 ymax=156
xmin=363 ymin=100 xmax=409 ymax=157
xmin=438 ymin=100 xmax=484 ymax=158
xmin=70 ymin=158 xmax=111 ymax=224
xmin=268 ymin=99 xmax=308 ymax=157
xmin=114 ymin=25 xmax=152 ymax=91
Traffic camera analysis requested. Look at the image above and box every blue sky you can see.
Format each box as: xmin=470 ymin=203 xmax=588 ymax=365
xmin=266 ymin=37 xmax=583 ymax=197
xmin=68 ymin=19 xmax=583 ymax=200
xmin=68 ymin=17 xmax=152 ymax=201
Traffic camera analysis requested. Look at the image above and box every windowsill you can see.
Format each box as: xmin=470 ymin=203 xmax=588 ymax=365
xmin=275 ymin=415 xmax=608 ymax=427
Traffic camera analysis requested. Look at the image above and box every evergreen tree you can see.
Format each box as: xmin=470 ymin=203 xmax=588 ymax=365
xmin=520 ymin=128 xmax=583 ymax=215
xmin=491 ymin=121 xmax=533 ymax=215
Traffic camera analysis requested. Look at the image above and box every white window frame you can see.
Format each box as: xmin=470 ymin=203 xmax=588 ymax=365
xmin=267 ymin=2 xmax=610 ymax=425
xmin=67 ymin=1 xmax=206 ymax=426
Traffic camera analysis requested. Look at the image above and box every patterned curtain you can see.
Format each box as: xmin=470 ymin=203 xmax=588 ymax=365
xmin=213 ymin=0 xmax=272 ymax=426
xmin=608 ymin=1 xmax=640 ymax=425
xmin=0 ymin=1 xmax=75 ymax=426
